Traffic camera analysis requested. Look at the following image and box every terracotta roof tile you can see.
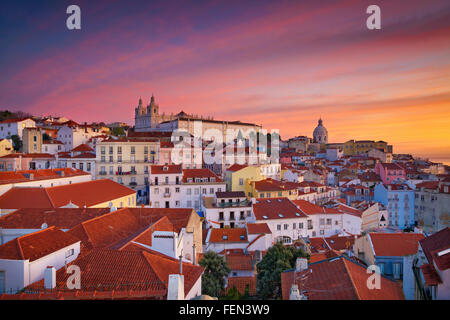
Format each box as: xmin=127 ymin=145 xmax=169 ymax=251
xmin=0 ymin=208 xmax=110 ymax=229
xmin=246 ymin=223 xmax=271 ymax=234
xmin=253 ymin=197 xmax=308 ymax=220
xmin=369 ymin=232 xmax=424 ymax=257
xmin=0 ymin=227 xmax=79 ymax=261
xmin=209 ymin=228 xmax=248 ymax=243
xmin=281 ymin=256 xmax=404 ymax=300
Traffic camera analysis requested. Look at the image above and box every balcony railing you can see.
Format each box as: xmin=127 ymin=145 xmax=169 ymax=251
xmin=163 ymin=192 xmax=171 ymax=198
xmin=217 ymin=200 xmax=251 ymax=208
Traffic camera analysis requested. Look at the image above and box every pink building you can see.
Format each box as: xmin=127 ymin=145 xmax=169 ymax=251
xmin=375 ymin=162 xmax=406 ymax=184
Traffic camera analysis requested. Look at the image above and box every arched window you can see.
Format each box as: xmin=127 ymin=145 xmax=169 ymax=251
xmin=275 ymin=236 xmax=292 ymax=244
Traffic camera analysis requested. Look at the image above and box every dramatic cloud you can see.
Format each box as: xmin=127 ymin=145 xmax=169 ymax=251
xmin=0 ymin=0 xmax=449 ymax=160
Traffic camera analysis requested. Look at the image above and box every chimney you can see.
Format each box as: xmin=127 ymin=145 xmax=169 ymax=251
xmin=295 ymin=257 xmax=308 ymax=272
xmin=167 ymin=274 xmax=185 ymax=300
xmin=44 ymin=266 xmax=56 ymax=289
xmin=289 ymin=284 xmax=301 ymax=300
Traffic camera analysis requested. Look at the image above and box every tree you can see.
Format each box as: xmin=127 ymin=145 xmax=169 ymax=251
xmin=220 ymin=286 xmax=240 ymax=300
xmin=256 ymin=242 xmax=308 ymax=299
xmin=10 ymin=134 xmax=22 ymax=151
xmin=111 ymin=127 xmax=125 ymax=136
xmin=199 ymin=251 xmax=230 ymax=298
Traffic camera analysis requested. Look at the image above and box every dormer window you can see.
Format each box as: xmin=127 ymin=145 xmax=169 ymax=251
xmin=223 ymin=235 xmax=228 ymax=240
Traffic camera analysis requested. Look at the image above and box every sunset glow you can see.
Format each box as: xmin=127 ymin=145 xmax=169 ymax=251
xmin=1 ymin=0 xmax=449 ymax=161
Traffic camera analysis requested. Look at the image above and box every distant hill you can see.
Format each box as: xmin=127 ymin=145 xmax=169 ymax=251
xmin=0 ymin=110 xmax=33 ymax=122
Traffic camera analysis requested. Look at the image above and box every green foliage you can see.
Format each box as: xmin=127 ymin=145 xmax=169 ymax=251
xmin=10 ymin=135 xmax=22 ymax=151
xmin=111 ymin=127 xmax=125 ymax=136
xmin=256 ymin=243 xmax=308 ymax=299
xmin=220 ymin=286 xmax=240 ymax=300
xmin=199 ymin=251 xmax=230 ymax=298
xmin=42 ymin=133 xmax=51 ymax=141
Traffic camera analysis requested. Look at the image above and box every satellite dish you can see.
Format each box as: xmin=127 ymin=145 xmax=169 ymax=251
xmin=41 ymin=222 xmax=48 ymax=229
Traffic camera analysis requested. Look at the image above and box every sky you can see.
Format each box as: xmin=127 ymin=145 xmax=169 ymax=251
xmin=0 ymin=0 xmax=449 ymax=162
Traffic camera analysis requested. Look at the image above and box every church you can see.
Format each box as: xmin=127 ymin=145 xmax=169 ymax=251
xmin=134 ymin=95 xmax=262 ymax=140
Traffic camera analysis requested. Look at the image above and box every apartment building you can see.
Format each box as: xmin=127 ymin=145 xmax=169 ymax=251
xmin=96 ymin=138 xmax=160 ymax=204
xmin=149 ymin=165 xmax=226 ymax=212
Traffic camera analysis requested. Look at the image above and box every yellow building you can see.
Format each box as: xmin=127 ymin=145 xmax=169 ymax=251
xmin=245 ymin=178 xmax=298 ymax=200
xmin=343 ymin=140 xmax=391 ymax=156
xmin=96 ymin=137 xmax=160 ymax=192
xmin=0 ymin=139 xmax=13 ymax=157
xmin=225 ymin=164 xmax=264 ymax=192
xmin=22 ymin=127 xmax=42 ymax=153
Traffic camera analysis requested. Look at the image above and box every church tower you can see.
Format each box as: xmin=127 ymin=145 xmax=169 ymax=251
xmin=134 ymin=94 xmax=161 ymax=132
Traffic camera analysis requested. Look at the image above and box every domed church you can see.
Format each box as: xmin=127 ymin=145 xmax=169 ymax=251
xmin=313 ymin=118 xmax=328 ymax=144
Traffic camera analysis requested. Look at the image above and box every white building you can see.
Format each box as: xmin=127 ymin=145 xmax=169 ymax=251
xmin=149 ymin=165 xmax=226 ymax=211
xmin=0 ymin=227 xmax=80 ymax=294
xmin=202 ymin=191 xmax=252 ymax=229
xmin=0 ymin=118 xmax=36 ymax=140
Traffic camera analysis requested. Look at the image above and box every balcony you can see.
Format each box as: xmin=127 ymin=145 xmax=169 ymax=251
xmin=217 ymin=200 xmax=251 ymax=208
xmin=99 ymin=171 xmax=107 ymax=175
xmin=163 ymin=192 xmax=171 ymax=198
xmin=129 ymin=182 xmax=137 ymax=187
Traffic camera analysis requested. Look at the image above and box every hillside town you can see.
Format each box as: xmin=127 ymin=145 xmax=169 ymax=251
xmin=0 ymin=96 xmax=448 ymax=301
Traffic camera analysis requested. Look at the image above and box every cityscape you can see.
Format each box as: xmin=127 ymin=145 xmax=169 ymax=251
xmin=0 ymin=0 xmax=449 ymax=306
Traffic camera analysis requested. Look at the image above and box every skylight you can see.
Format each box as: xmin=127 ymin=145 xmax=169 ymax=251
xmin=278 ymin=214 xmax=283 ymax=217
xmin=262 ymin=215 xmax=268 ymax=219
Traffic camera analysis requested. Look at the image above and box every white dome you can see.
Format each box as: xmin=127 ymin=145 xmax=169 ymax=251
xmin=313 ymin=118 xmax=328 ymax=144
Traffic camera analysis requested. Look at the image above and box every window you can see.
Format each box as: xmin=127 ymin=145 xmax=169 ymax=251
xmin=284 ymin=224 xmax=288 ymax=230
xmin=239 ymin=178 xmax=244 ymax=185
xmin=175 ymin=187 xmax=180 ymax=193
xmin=187 ymin=188 xmax=192 ymax=195
xmin=277 ymin=224 xmax=281 ymax=231
xmin=326 ymin=219 xmax=332 ymax=225
xmin=66 ymin=248 xmax=75 ymax=258
xmin=0 ymin=271 xmax=5 ymax=294
xmin=393 ymin=263 xmax=402 ymax=279
xmin=293 ymin=223 xmax=296 ymax=229
xmin=320 ymin=218 xmax=325 ymax=225
xmin=377 ymin=263 xmax=385 ymax=275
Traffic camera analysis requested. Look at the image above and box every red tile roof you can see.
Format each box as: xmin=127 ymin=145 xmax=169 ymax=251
xmin=225 ymin=254 xmax=253 ymax=271
xmin=420 ymin=263 xmax=442 ymax=286
xmin=71 ymin=144 xmax=94 ymax=152
xmin=182 ymin=168 xmax=223 ymax=183
xmin=369 ymin=232 xmax=425 ymax=257
xmin=281 ymin=256 xmax=404 ymax=300
xmin=0 ymin=179 xmax=135 ymax=209
xmin=253 ymin=178 xmax=298 ymax=192
xmin=0 ymin=227 xmax=79 ymax=261
xmin=226 ymin=164 xmax=248 ymax=172
xmin=0 ymin=208 xmax=111 ymax=229
xmin=25 ymin=248 xmax=204 ymax=298
xmin=419 ymin=227 xmax=450 ymax=271
xmin=0 ymin=117 xmax=33 ymax=124
xmin=0 ymin=168 xmax=89 ymax=186
xmin=246 ymin=223 xmax=271 ymax=234
xmin=416 ymin=181 xmax=440 ymax=190
xmin=253 ymin=197 xmax=308 ymax=220
xmin=225 ymin=276 xmax=257 ymax=296
xmin=209 ymin=228 xmax=248 ymax=243
xmin=150 ymin=164 xmax=182 ymax=174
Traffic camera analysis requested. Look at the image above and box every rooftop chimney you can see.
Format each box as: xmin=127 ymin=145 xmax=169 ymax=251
xmin=289 ymin=284 xmax=301 ymax=300
xmin=44 ymin=266 xmax=56 ymax=289
xmin=179 ymin=253 xmax=183 ymax=274
xmin=167 ymin=274 xmax=185 ymax=300
xmin=295 ymin=257 xmax=308 ymax=272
